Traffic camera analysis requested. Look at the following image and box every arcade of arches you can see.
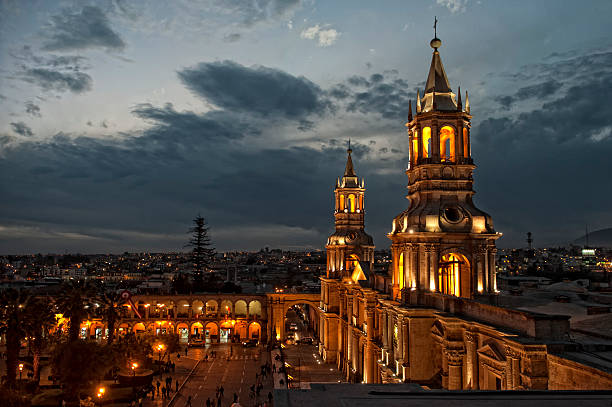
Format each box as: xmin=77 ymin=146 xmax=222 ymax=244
xmin=107 ymin=294 xmax=320 ymax=345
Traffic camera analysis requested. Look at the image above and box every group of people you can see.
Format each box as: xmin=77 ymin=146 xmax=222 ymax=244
xmin=152 ymin=375 xmax=179 ymax=400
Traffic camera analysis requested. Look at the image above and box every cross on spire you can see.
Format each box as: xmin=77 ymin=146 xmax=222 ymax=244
xmin=434 ymin=16 xmax=438 ymax=38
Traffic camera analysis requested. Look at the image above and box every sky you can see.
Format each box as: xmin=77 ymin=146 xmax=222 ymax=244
xmin=1 ymin=0 xmax=612 ymax=254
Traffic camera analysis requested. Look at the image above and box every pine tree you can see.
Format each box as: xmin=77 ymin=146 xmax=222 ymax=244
xmin=186 ymin=215 xmax=216 ymax=290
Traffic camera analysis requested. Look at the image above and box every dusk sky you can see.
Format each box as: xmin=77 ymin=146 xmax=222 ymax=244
xmin=1 ymin=0 xmax=612 ymax=254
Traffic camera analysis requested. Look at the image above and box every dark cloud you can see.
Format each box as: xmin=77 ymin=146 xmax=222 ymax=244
xmin=42 ymin=6 xmax=125 ymax=51
xmin=22 ymin=68 xmax=92 ymax=93
xmin=495 ymin=79 xmax=562 ymax=108
xmin=25 ymin=101 xmax=41 ymax=117
xmin=333 ymin=72 xmax=413 ymax=121
xmin=178 ymin=60 xmax=331 ymax=119
xmin=223 ymin=33 xmax=241 ymax=43
xmin=10 ymin=122 xmax=34 ymax=137
xmin=474 ymin=53 xmax=612 ymax=246
xmin=13 ymin=47 xmax=93 ymax=94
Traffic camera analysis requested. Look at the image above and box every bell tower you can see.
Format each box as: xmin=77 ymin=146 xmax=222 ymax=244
xmin=326 ymin=144 xmax=374 ymax=280
xmin=389 ymin=34 xmax=500 ymax=302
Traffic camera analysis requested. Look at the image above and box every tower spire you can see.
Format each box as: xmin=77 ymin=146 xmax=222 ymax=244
xmin=416 ymin=90 xmax=421 ymax=113
xmin=408 ymin=100 xmax=413 ymax=121
xmin=344 ymin=140 xmax=356 ymax=177
xmin=465 ymin=90 xmax=470 ymax=113
xmin=457 ymin=85 xmax=462 ymax=111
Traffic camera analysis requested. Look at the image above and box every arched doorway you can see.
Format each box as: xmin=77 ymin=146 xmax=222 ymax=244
xmin=219 ymin=320 xmax=234 ymax=343
xmin=177 ymin=322 xmax=189 ymax=342
xmin=117 ymin=322 xmax=130 ymax=337
xmin=235 ymin=321 xmax=248 ymax=340
xmin=438 ymin=252 xmax=470 ymax=297
xmin=235 ymin=300 xmax=247 ymax=317
xmin=248 ymin=322 xmax=261 ymax=340
xmin=133 ymin=322 xmax=145 ymax=334
xmin=205 ymin=322 xmax=219 ymax=343
xmin=191 ymin=322 xmax=204 ymax=336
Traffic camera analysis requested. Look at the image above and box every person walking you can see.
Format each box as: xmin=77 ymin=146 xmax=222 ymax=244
xmin=156 ymin=380 xmax=161 ymax=395
xmin=268 ymin=391 xmax=273 ymax=405
xmin=219 ymin=385 xmax=224 ymax=397
xmin=206 ymin=397 xmax=211 ymax=407
xmin=185 ymin=395 xmax=192 ymax=407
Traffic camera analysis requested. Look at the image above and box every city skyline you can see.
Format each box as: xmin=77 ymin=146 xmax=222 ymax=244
xmin=1 ymin=0 xmax=612 ymax=254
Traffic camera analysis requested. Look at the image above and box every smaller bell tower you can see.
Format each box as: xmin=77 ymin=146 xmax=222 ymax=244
xmin=326 ymin=144 xmax=374 ymax=280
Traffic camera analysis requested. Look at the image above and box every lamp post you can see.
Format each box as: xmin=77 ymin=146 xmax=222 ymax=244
xmin=18 ymin=363 xmax=23 ymax=383
xmin=131 ymin=362 xmax=138 ymax=377
xmin=96 ymin=386 xmax=105 ymax=406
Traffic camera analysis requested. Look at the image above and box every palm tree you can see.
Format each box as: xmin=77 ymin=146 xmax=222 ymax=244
xmin=55 ymin=280 xmax=95 ymax=342
xmin=0 ymin=289 xmax=30 ymax=388
xmin=96 ymin=291 xmax=124 ymax=345
xmin=24 ymin=297 xmax=57 ymax=386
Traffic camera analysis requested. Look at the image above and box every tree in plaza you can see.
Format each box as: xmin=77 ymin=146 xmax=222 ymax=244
xmin=186 ymin=215 xmax=216 ymax=291
xmin=55 ymin=280 xmax=95 ymax=342
xmin=0 ymin=289 xmax=30 ymax=388
xmin=96 ymin=290 xmax=125 ymax=345
xmin=50 ymin=340 xmax=115 ymax=400
xmin=24 ymin=297 xmax=57 ymax=386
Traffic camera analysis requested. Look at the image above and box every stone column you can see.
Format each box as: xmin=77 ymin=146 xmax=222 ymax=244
xmin=411 ymin=244 xmax=419 ymax=290
xmin=365 ymin=308 xmax=376 ymax=383
xmin=465 ymin=332 xmax=478 ymax=389
xmin=402 ymin=320 xmax=409 ymax=381
xmin=431 ymin=123 xmax=439 ymax=161
xmin=338 ymin=292 xmax=345 ymax=362
xmin=382 ymin=308 xmax=389 ymax=349
xmin=387 ymin=313 xmax=394 ymax=363
xmin=489 ymin=247 xmax=497 ymax=293
xmin=431 ymin=245 xmax=439 ymax=292
xmin=391 ymin=246 xmax=400 ymax=299
xmin=446 ymin=349 xmax=464 ymax=390
xmin=403 ymin=246 xmax=410 ymax=293
xmin=505 ymin=346 xmax=520 ymax=390
xmin=346 ymin=294 xmax=353 ymax=375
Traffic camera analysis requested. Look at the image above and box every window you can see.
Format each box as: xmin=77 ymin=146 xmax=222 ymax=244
xmin=398 ymin=252 xmax=404 ymax=289
xmin=422 ymin=127 xmax=431 ymax=158
xmin=348 ymin=194 xmax=356 ymax=212
xmin=463 ymin=128 xmax=469 ymax=158
xmin=440 ymin=126 xmax=455 ymax=162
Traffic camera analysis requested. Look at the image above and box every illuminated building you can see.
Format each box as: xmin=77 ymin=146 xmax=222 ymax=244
xmin=318 ymin=34 xmax=612 ymax=390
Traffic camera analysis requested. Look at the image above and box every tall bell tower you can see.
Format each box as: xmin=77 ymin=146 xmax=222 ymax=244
xmin=389 ymin=34 xmax=500 ymax=302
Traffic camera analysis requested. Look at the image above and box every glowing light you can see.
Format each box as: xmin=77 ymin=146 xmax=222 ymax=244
xmin=18 ymin=363 xmax=23 ymax=371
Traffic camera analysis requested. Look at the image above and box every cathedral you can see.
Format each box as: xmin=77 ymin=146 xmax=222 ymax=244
xmin=318 ymin=35 xmax=612 ymax=390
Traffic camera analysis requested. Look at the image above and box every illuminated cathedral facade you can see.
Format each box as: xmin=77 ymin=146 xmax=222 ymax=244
xmin=318 ymin=35 xmax=612 ymax=390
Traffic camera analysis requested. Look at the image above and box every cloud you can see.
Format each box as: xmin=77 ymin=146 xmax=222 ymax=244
xmin=495 ymin=79 xmax=562 ymax=108
xmin=219 ymin=0 xmax=301 ymax=27
xmin=42 ymin=6 xmax=125 ymax=51
xmin=300 ymin=24 xmax=340 ymax=47
xmin=436 ymin=0 xmax=468 ymax=13
xmin=22 ymin=68 xmax=92 ymax=93
xmin=25 ymin=101 xmax=41 ymax=117
xmin=13 ymin=47 xmax=93 ymax=94
xmin=178 ymin=60 xmax=331 ymax=119
xmin=329 ymin=72 xmax=414 ymax=121
xmin=10 ymin=122 xmax=34 ymax=137
xmin=223 ymin=33 xmax=241 ymax=42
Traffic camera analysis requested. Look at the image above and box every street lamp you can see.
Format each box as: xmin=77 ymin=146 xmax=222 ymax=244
xmin=131 ymin=362 xmax=138 ymax=377
xmin=156 ymin=344 xmax=165 ymax=374
xmin=18 ymin=363 xmax=23 ymax=382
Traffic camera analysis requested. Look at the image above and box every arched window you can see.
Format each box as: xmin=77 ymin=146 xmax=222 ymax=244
xmin=340 ymin=194 xmax=345 ymax=211
xmin=422 ymin=127 xmax=432 ymax=158
xmin=359 ymin=195 xmax=364 ymax=211
xmin=440 ymin=126 xmax=456 ymax=162
xmin=411 ymin=131 xmax=419 ymax=164
xmin=463 ymin=127 xmax=469 ymax=158
xmin=398 ymin=252 xmax=404 ymax=289
xmin=438 ymin=253 xmax=469 ymax=297
xmin=348 ymin=194 xmax=356 ymax=212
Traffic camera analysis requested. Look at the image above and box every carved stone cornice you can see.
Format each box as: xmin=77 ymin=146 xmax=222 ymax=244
xmin=464 ymin=331 xmax=477 ymax=344
xmin=505 ymin=346 xmax=521 ymax=359
xmin=445 ymin=348 xmax=465 ymax=365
